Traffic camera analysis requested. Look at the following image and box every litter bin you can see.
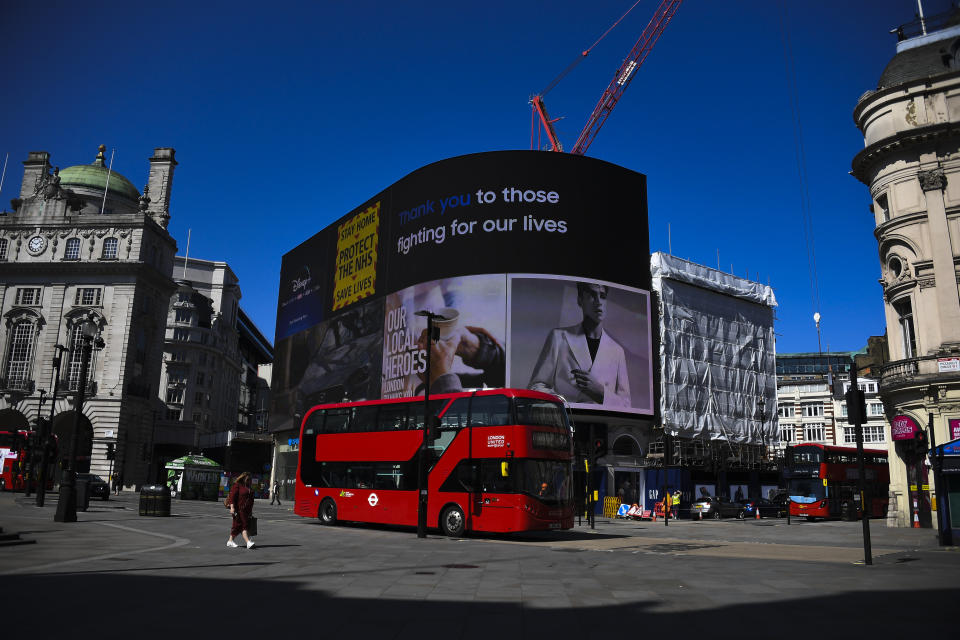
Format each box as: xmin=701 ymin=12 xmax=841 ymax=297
xmin=76 ymin=477 xmax=91 ymax=512
xmin=138 ymin=484 xmax=171 ymax=517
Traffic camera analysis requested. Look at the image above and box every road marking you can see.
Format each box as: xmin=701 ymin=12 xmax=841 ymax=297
xmin=0 ymin=522 xmax=190 ymax=575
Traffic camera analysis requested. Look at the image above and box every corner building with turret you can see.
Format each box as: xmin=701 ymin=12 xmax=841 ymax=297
xmin=852 ymin=10 xmax=960 ymax=531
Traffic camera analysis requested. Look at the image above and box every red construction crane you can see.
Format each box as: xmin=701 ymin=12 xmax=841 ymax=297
xmin=531 ymin=0 xmax=682 ymax=155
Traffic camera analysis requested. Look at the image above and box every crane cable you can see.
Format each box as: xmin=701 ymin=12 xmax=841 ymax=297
xmin=540 ymin=0 xmax=645 ymax=96
xmin=779 ymin=1 xmax=822 ymax=325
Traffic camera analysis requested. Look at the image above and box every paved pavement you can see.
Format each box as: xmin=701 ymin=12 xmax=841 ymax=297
xmin=1 ymin=490 xmax=958 ymax=638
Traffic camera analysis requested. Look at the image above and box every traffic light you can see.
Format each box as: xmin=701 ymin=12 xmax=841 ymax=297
xmin=106 ymin=443 xmax=115 ymax=460
xmin=593 ymin=435 xmax=607 ymax=458
xmin=845 ymin=388 xmax=867 ymax=425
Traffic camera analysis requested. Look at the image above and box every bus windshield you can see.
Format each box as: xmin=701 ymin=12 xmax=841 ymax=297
xmin=788 ymin=478 xmax=826 ymax=503
xmin=516 ymin=459 xmax=571 ymax=506
xmin=790 ymin=446 xmax=822 ymax=465
xmin=515 ymin=398 xmax=569 ymax=430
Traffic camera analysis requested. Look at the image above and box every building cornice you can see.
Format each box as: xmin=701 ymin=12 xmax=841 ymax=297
xmin=0 ymin=260 xmax=176 ymax=292
xmin=851 ymin=121 xmax=960 ymax=185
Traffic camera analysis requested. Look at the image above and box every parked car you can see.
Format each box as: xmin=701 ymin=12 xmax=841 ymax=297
xmin=742 ymin=497 xmax=785 ymax=519
xmin=77 ymin=473 xmax=110 ymax=501
xmin=691 ymin=496 xmax=743 ymax=519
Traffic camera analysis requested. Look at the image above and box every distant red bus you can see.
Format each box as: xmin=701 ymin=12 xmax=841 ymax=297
xmin=784 ymin=443 xmax=890 ymax=520
xmin=294 ymin=388 xmax=574 ymax=535
xmin=0 ymin=430 xmax=28 ymax=491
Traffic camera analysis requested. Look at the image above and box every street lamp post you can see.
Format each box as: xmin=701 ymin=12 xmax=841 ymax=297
xmin=54 ymin=321 xmax=101 ymax=523
xmin=927 ymin=385 xmax=951 ymax=546
xmin=36 ymin=344 xmax=67 ymax=508
xmin=413 ymin=310 xmax=446 ymax=538
xmin=23 ymin=389 xmax=46 ymax=498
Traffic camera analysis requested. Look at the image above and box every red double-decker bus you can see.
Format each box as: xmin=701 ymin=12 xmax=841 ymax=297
xmin=294 ymin=388 xmax=574 ymax=535
xmin=0 ymin=430 xmax=28 ymax=491
xmin=783 ymin=443 xmax=890 ymax=520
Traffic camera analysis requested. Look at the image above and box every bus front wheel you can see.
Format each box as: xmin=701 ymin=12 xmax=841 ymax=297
xmin=440 ymin=504 xmax=465 ymax=537
xmin=319 ymin=498 xmax=338 ymax=525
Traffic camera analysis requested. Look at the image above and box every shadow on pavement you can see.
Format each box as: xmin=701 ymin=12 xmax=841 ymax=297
xmin=0 ymin=572 xmax=955 ymax=638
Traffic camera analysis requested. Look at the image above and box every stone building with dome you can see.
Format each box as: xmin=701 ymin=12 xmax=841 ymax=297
xmin=852 ymin=9 xmax=960 ymax=530
xmin=0 ymin=145 xmax=178 ymax=487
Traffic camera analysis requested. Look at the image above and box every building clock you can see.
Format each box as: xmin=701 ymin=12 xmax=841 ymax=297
xmin=27 ymin=235 xmax=46 ymax=254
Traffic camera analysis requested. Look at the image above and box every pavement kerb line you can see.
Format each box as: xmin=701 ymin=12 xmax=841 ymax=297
xmin=0 ymin=522 xmax=190 ymax=575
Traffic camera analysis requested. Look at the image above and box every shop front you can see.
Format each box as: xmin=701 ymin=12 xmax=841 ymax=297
xmin=930 ymin=438 xmax=960 ymax=544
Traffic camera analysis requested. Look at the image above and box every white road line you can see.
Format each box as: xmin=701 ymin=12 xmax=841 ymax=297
xmin=0 ymin=522 xmax=190 ymax=575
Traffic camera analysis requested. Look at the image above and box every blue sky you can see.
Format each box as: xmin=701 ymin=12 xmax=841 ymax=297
xmin=1 ymin=0 xmax=946 ymax=354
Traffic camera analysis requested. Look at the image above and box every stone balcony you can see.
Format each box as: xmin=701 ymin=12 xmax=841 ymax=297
xmin=878 ymin=354 xmax=960 ymax=395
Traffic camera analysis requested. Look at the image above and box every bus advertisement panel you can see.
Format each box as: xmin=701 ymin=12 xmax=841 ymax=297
xmin=272 ymin=151 xmax=653 ymax=433
xmin=783 ymin=444 xmax=890 ymax=520
xmin=295 ymin=388 xmax=574 ymax=535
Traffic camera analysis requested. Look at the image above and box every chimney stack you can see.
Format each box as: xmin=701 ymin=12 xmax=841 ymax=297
xmin=146 ymin=147 xmax=177 ymax=228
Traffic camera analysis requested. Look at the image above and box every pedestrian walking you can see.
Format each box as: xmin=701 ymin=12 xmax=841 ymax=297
xmin=270 ymin=479 xmax=282 ymax=506
xmin=226 ymin=471 xmax=256 ymax=549
xmin=113 ymin=474 xmax=123 ymax=495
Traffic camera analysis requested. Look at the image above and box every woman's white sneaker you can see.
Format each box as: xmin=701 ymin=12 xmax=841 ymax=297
xmin=227 ymin=540 xmax=238 ymax=548
xmin=246 ymin=540 xmax=255 ymax=549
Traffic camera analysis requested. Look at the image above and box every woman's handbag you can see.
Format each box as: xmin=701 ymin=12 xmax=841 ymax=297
xmin=247 ymin=516 xmax=258 ymax=536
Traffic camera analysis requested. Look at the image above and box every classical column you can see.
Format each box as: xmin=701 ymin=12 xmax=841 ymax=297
xmin=919 ymin=167 xmax=960 ymax=348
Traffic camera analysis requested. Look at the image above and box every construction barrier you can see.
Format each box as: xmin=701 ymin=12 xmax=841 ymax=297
xmin=603 ymin=496 xmax=620 ymax=519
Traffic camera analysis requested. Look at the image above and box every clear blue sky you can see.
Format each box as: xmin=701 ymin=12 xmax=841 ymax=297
xmin=2 ymin=0 xmax=946 ymax=354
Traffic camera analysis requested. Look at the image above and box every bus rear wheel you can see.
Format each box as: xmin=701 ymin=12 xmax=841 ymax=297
xmin=440 ymin=505 xmax=465 ymax=537
xmin=319 ymin=498 xmax=338 ymax=525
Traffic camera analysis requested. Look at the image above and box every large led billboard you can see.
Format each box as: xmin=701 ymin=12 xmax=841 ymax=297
xmin=271 ymin=151 xmax=652 ymax=433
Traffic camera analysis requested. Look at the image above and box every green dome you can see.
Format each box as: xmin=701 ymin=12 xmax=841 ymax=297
xmin=58 ymin=162 xmax=140 ymax=201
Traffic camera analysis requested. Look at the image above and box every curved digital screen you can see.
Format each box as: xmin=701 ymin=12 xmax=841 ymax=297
xmin=272 ymin=151 xmax=653 ymax=432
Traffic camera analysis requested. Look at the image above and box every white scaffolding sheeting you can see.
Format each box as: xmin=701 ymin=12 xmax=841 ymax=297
xmin=651 ymin=253 xmax=778 ymax=445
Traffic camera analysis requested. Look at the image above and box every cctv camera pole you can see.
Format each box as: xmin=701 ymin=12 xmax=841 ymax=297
xmin=587 ymin=423 xmax=595 ymax=529
xmin=847 ymin=363 xmax=872 ymax=565
xmin=37 ymin=345 xmax=66 ymax=507
xmin=414 ymin=310 xmax=443 ymax=539
xmin=663 ymin=432 xmax=670 ymax=527
xmin=55 ymin=334 xmax=94 ymax=523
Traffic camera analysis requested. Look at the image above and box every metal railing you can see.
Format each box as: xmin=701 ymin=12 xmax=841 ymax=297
xmin=878 ymin=354 xmax=960 ymax=389
xmin=0 ymin=376 xmax=35 ymax=393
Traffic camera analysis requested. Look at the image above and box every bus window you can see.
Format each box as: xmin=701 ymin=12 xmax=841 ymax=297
xmin=440 ymin=398 xmax=469 ymax=429
xmin=469 ymin=395 xmax=510 ymax=426
xmin=304 ymin=410 xmax=324 ymax=435
xmin=352 ymin=405 xmax=378 ymax=433
xmin=299 ymin=424 xmax=321 ymax=486
xmin=378 ymin=403 xmax=408 ymax=430
xmin=515 ymin=398 xmax=567 ymax=429
xmin=791 ymin=446 xmax=822 ymax=464
xmin=325 ymin=408 xmax=351 ymax=433
xmin=410 ymin=399 xmax=446 ymax=431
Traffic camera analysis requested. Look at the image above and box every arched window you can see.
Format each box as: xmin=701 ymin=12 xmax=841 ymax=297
xmin=4 ymin=320 xmax=37 ymax=390
xmin=64 ymin=238 xmax=81 ymax=260
xmin=611 ymin=435 xmax=640 ymax=456
xmin=102 ymin=237 xmax=118 ymax=259
xmin=66 ymin=321 xmax=102 ymax=392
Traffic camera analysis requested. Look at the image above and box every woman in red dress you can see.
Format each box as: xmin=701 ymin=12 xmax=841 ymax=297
xmin=227 ymin=471 xmax=255 ymax=549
